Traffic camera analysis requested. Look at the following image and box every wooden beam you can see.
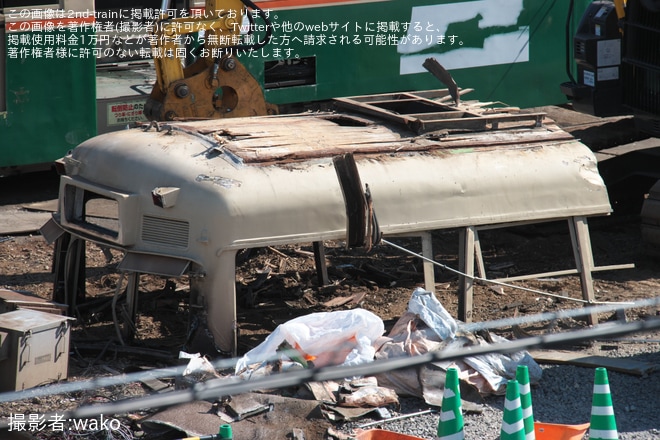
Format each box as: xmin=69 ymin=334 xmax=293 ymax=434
xmin=458 ymin=226 xmax=477 ymax=322
xmin=420 ymin=231 xmax=435 ymax=293
xmin=313 ymin=241 xmax=330 ymax=287
xmin=530 ymin=350 xmax=656 ymax=376
xmin=569 ymin=216 xmax=598 ymax=326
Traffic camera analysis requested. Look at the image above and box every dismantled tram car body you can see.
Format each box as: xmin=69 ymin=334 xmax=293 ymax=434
xmin=43 ymin=92 xmax=612 ymax=355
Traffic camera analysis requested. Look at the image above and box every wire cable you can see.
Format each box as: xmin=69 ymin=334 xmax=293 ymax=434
xmin=0 ymin=296 xmax=658 ymax=426
xmin=0 ymin=314 xmax=657 ymax=428
xmin=381 ymin=238 xmax=632 ymax=305
xmin=0 ymin=294 xmax=658 ymax=407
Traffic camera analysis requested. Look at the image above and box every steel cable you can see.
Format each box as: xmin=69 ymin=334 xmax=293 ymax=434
xmin=381 ymin=238 xmax=631 ymax=305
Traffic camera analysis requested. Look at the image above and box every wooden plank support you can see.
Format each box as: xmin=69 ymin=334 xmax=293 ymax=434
xmin=458 ymin=226 xmax=477 ymax=322
xmin=338 ymin=88 xmax=456 ymax=103
xmin=418 ymin=112 xmax=547 ymax=132
xmin=491 ymin=263 xmax=635 ymax=283
xmin=568 ymin=216 xmax=598 ymax=326
xmin=529 ymin=350 xmax=657 ymax=376
xmin=467 ymin=219 xmax=632 ymax=324
xmin=420 ymin=231 xmax=435 ymax=293
xmin=313 ymin=241 xmax=330 ymax=287
xmin=333 ymin=97 xmax=420 ymax=128
xmin=473 ymin=230 xmax=487 ymax=279
xmin=388 ymin=232 xmax=437 ymax=293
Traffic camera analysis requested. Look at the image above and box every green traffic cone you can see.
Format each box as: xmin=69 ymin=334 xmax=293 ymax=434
xmin=501 ymin=379 xmax=526 ymax=440
xmin=516 ymin=365 xmax=535 ymax=440
xmin=218 ymin=424 xmax=233 ymax=439
xmin=589 ymin=368 xmax=618 ymax=440
xmin=437 ymin=367 xmax=464 ymax=440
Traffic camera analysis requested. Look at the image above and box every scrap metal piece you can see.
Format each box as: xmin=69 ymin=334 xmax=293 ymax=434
xmin=333 ymin=154 xmax=381 ymax=251
xmin=40 ymin=217 xmax=65 ymax=244
xmin=225 ymin=397 xmax=274 ymax=421
xmin=423 ymin=57 xmax=460 ymax=105
xmin=334 ymin=153 xmax=367 ymax=248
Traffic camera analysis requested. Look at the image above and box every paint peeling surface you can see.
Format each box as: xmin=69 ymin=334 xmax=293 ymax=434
xmin=59 ymin=95 xmax=611 ymax=250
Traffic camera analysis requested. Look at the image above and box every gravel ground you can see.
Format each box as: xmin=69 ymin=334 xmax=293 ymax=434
xmin=338 ymin=332 xmax=660 ymax=440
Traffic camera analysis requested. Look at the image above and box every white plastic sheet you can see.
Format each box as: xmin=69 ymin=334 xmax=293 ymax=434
xmin=177 ymin=351 xmax=220 ymax=389
xmin=235 ymin=309 xmax=385 ymax=376
xmin=407 ymin=287 xmax=457 ymax=341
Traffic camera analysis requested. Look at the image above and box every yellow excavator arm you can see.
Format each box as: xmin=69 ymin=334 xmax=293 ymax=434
xmin=613 ymin=0 xmax=625 ymax=26
xmin=145 ymin=0 xmax=278 ymax=121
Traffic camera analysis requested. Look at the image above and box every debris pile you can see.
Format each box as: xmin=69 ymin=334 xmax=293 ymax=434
xmin=165 ymin=288 xmax=535 ymax=438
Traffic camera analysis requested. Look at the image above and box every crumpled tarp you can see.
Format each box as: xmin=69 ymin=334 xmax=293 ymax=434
xmin=374 ymin=288 xmax=542 ymax=400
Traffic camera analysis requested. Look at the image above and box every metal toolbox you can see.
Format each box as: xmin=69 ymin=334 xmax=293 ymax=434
xmin=0 ymin=309 xmax=72 ymax=391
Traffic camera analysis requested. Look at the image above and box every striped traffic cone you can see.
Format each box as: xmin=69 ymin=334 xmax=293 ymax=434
xmin=589 ymin=367 xmax=618 ymax=440
xmin=501 ymin=380 xmax=526 ymax=440
xmin=516 ymin=365 xmax=535 ymax=440
xmin=437 ymin=367 xmax=464 ymax=440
